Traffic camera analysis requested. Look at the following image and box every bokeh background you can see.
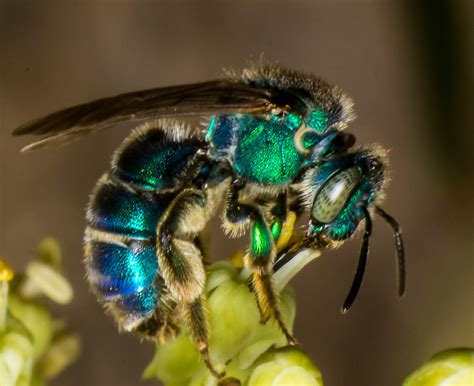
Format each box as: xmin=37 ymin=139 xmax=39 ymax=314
xmin=1 ymin=1 xmax=472 ymax=385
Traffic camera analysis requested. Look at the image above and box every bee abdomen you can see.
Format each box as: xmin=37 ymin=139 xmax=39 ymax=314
xmin=84 ymin=230 xmax=162 ymax=328
xmin=84 ymin=122 xmax=206 ymax=331
xmin=85 ymin=175 xmax=172 ymax=328
xmin=85 ymin=240 xmax=158 ymax=298
xmin=86 ymin=175 xmax=173 ymax=239
xmin=111 ymin=122 xmax=205 ymax=190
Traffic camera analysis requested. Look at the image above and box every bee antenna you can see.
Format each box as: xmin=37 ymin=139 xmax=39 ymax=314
xmin=375 ymin=206 xmax=406 ymax=297
xmin=341 ymin=206 xmax=372 ymax=314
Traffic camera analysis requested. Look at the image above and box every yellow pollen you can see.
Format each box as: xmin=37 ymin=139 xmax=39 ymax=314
xmin=0 ymin=258 xmax=14 ymax=282
xmin=276 ymin=211 xmax=297 ymax=250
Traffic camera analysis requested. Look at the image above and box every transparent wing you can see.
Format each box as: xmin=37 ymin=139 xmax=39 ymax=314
xmin=13 ymin=79 xmax=302 ymax=152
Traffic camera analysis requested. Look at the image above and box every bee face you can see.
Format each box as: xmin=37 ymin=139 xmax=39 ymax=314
xmin=301 ymin=148 xmax=387 ymax=242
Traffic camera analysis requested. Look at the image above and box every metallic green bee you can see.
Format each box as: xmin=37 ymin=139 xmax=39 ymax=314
xmin=13 ymin=64 xmax=405 ymax=378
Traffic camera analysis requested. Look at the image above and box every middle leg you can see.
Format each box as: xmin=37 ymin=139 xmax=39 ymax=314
xmin=223 ymin=180 xmax=297 ymax=345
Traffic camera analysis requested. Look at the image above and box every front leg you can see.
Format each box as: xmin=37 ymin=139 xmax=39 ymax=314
xmin=223 ymin=180 xmax=297 ymax=346
xmin=268 ymin=192 xmax=288 ymax=243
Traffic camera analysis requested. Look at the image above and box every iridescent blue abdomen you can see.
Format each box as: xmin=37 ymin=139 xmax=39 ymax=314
xmin=87 ymin=241 xmax=158 ymax=297
xmin=87 ymin=179 xmax=169 ymax=239
xmin=84 ymin=124 xmax=204 ymax=329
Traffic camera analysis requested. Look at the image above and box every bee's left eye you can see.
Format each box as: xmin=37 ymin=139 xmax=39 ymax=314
xmin=311 ymin=167 xmax=361 ymax=223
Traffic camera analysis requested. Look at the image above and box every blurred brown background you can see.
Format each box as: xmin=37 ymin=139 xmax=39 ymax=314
xmin=1 ymin=1 xmax=472 ymax=385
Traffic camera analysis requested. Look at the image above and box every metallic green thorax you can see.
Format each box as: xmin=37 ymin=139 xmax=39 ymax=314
xmin=235 ymin=115 xmax=304 ymax=184
xmin=208 ymin=113 xmax=316 ymax=185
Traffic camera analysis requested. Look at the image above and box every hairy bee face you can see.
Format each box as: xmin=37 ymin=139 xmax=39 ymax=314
xmin=301 ymin=148 xmax=387 ymax=243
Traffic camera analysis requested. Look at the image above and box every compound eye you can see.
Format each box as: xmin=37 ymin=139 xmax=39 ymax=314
xmin=312 ymin=167 xmax=361 ymax=223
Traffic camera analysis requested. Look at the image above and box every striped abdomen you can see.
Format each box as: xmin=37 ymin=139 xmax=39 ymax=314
xmin=84 ymin=122 xmax=205 ymax=331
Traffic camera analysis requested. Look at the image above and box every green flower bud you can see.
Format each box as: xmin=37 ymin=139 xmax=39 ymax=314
xmin=1 ymin=281 xmax=9 ymax=332
xmin=247 ymin=347 xmax=323 ymax=386
xmin=207 ymin=262 xmax=295 ymax=368
xmin=143 ymin=333 xmax=204 ymax=386
xmin=0 ymin=330 xmax=35 ymax=386
xmin=38 ymin=332 xmax=81 ymax=380
xmin=7 ymin=294 xmax=53 ymax=361
xmin=16 ymin=238 xmax=72 ymax=305
xmin=36 ymin=238 xmax=62 ymax=272
xmin=20 ymin=261 xmax=73 ymax=305
xmin=403 ymin=348 xmax=474 ymax=386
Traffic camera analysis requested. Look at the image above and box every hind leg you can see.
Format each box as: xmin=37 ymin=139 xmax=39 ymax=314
xmin=155 ymin=187 xmax=225 ymax=377
xmin=183 ymin=297 xmax=224 ymax=378
xmin=156 ymin=188 xmax=207 ymax=302
xmin=223 ymin=180 xmax=296 ymax=345
xmin=134 ymin=304 xmax=180 ymax=344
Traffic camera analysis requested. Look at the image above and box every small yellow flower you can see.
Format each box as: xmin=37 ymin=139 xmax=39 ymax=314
xmin=0 ymin=258 xmax=14 ymax=282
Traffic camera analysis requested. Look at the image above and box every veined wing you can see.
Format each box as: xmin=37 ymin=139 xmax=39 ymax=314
xmin=13 ymin=79 xmax=303 ymax=152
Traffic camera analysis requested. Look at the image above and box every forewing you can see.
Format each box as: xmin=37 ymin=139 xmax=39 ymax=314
xmin=13 ymin=80 xmax=300 ymax=152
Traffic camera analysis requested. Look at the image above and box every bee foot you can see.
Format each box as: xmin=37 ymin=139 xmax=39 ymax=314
xmin=199 ymin=345 xmax=225 ymax=379
xmin=157 ymin=323 xmax=179 ymax=344
xmin=286 ymin=335 xmax=300 ymax=347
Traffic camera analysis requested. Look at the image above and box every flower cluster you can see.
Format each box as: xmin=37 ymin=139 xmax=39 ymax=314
xmin=143 ymin=258 xmax=323 ymax=386
xmin=2 ymin=233 xmax=471 ymax=386
xmin=0 ymin=238 xmax=80 ymax=386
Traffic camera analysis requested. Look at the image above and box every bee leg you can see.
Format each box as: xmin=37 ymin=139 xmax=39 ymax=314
xmin=158 ymin=321 xmax=179 ymax=344
xmin=246 ymin=262 xmax=298 ymax=346
xmin=156 ymin=188 xmax=207 ymax=303
xmin=184 ymin=297 xmax=224 ymax=379
xmin=155 ymin=188 xmax=223 ymax=377
xmin=224 ymin=181 xmax=297 ymax=346
xmin=155 ymin=161 xmax=230 ymax=302
xmin=194 ymin=234 xmax=210 ymax=264
xmin=268 ymin=192 xmax=288 ymax=243
xmin=135 ymin=311 xmax=180 ymax=344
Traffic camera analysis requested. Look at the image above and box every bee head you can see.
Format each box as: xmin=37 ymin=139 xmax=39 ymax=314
xmin=300 ymin=147 xmax=387 ymax=243
xmin=295 ymin=147 xmax=404 ymax=312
